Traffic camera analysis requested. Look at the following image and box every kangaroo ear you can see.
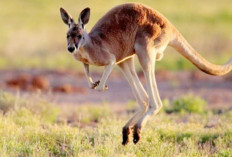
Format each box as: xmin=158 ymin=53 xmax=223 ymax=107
xmin=78 ymin=7 xmax=90 ymax=27
xmin=60 ymin=8 xmax=74 ymax=26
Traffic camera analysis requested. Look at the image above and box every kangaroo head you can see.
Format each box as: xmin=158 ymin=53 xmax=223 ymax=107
xmin=60 ymin=7 xmax=90 ymax=53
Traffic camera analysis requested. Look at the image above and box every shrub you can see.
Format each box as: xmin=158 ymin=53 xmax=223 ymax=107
xmin=164 ymin=94 xmax=207 ymax=114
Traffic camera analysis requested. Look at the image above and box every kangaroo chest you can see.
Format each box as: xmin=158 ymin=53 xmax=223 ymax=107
xmin=73 ymin=50 xmax=91 ymax=64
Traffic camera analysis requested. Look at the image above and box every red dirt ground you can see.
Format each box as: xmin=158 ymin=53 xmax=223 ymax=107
xmin=0 ymin=69 xmax=231 ymax=110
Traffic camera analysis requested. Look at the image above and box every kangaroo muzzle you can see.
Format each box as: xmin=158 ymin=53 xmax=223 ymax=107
xmin=67 ymin=45 xmax=76 ymax=53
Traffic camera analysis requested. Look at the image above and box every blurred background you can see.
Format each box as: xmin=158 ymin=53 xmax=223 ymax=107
xmin=0 ymin=0 xmax=231 ymax=108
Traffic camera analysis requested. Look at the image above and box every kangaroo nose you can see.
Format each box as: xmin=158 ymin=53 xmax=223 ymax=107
xmin=68 ymin=46 xmax=75 ymax=53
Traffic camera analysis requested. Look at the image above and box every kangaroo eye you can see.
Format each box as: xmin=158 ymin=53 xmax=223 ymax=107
xmin=67 ymin=34 xmax=70 ymax=38
xmin=77 ymin=35 xmax=82 ymax=39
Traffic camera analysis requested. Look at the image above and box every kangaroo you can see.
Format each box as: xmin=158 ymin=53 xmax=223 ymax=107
xmin=60 ymin=3 xmax=232 ymax=145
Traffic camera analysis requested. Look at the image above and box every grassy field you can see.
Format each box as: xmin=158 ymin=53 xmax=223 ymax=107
xmin=0 ymin=91 xmax=231 ymax=156
xmin=0 ymin=0 xmax=232 ymax=70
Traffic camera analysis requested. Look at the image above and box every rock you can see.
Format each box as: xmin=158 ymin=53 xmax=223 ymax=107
xmin=52 ymin=84 xmax=73 ymax=93
xmin=5 ymin=75 xmax=30 ymax=89
xmin=31 ymin=76 xmax=50 ymax=90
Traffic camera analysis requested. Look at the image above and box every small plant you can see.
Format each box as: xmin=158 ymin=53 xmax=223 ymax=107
xmin=177 ymin=133 xmax=193 ymax=143
xmin=164 ymin=94 xmax=207 ymax=114
xmin=200 ymin=134 xmax=218 ymax=145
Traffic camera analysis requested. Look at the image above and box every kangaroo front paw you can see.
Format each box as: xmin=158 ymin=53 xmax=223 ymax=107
xmin=91 ymin=81 xmax=108 ymax=91
xmin=91 ymin=80 xmax=100 ymax=89
xmin=133 ymin=125 xmax=141 ymax=144
xmin=122 ymin=127 xmax=130 ymax=145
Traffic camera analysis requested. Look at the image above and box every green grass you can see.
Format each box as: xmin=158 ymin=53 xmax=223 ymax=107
xmin=0 ymin=0 xmax=232 ymax=70
xmin=0 ymin=91 xmax=232 ymax=156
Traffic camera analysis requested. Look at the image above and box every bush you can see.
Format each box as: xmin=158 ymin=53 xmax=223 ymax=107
xmin=164 ymin=94 xmax=207 ymax=114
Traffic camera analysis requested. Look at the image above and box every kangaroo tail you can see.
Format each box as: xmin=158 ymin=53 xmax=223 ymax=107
xmin=169 ymin=28 xmax=232 ymax=76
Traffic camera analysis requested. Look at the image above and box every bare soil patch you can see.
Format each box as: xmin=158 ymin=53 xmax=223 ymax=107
xmin=0 ymin=69 xmax=231 ymax=109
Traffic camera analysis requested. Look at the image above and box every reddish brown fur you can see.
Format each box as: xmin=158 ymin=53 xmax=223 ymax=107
xmin=87 ymin=3 xmax=168 ymax=64
xmin=84 ymin=3 xmax=231 ymax=75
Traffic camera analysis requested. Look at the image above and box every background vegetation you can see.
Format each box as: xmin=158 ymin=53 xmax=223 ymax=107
xmin=0 ymin=0 xmax=232 ymax=70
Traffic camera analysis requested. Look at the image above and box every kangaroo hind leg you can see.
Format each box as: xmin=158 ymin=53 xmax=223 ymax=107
xmin=133 ymin=40 xmax=165 ymax=144
xmin=118 ymin=57 xmax=148 ymax=145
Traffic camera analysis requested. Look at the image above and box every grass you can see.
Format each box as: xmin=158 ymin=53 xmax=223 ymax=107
xmin=0 ymin=0 xmax=232 ymax=70
xmin=0 ymin=91 xmax=232 ymax=156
